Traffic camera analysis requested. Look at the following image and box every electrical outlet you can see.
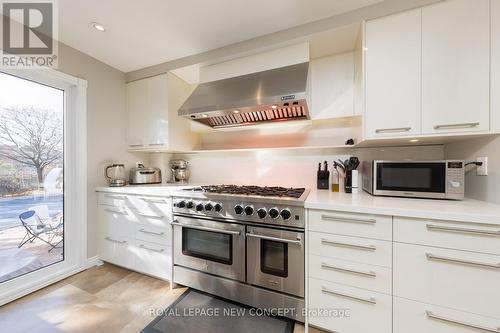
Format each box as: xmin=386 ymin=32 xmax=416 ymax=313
xmin=477 ymin=157 xmax=488 ymax=176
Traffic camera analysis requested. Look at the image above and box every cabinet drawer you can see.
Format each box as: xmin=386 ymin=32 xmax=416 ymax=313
xmin=394 ymin=243 xmax=500 ymax=319
xmin=308 ymin=278 xmax=392 ymax=333
xmin=394 ymin=297 xmax=500 ymax=333
xmin=309 ymin=210 xmax=392 ymax=240
xmin=98 ymin=193 xmax=171 ymax=216
xmin=134 ymin=224 xmax=171 ymax=246
xmin=97 ymin=205 xmax=134 ymax=237
xmin=133 ymin=240 xmax=171 ymax=280
xmin=309 ymin=232 xmax=392 ymax=267
xmin=394 ymin=217 xmax=500 ymax=256
xmin=309 ymin=254 xmax=391 ymax=294
xmin=98 ymin=192 xmax=129 ymax=207
xmin=99 ymin=235 xmax=134 ymax=269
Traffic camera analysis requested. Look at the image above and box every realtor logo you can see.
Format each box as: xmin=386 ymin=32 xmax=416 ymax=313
xmin=1 ymin=0 xmax=58 ymax=68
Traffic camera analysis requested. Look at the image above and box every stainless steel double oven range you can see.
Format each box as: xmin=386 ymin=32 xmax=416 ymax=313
xmin=171 ymin=185 xmax=309 ymax=321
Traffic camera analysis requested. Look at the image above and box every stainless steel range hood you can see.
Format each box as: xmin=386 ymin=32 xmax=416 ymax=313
xmin=178 ymin=62 xmax=310 ymax=128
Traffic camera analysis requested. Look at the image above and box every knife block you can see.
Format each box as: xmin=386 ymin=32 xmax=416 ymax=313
xmin=317 ymin=170 xmax=330 ymax=190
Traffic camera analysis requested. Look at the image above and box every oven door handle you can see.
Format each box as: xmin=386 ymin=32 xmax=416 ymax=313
xmin=170 ymin=221 xmax=241 ymax=236
xmin=246 ymin=233 xmax=303 ymax=245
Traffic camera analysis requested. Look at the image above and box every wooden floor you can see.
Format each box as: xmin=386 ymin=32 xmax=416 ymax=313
xmin=0 ymin=263 xmax=326 ymax=333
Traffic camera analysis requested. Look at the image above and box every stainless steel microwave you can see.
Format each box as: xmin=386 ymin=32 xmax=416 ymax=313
xmin=362 ymin=160 xmax=465 ymax=200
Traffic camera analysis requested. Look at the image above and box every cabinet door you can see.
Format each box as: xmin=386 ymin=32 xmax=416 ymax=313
xmin=422 ymin=0 xmax=490 ymax=134
xmin=310 ymin=53 xmax=354 ymax=119
xmin=492 ymin=0 xmax=500 ymax=132
xmin=146 ymin=75 xmax=169 ymax=147
xmin=126 ymin=79 xmax=148 ymax=148
xmin=365 ymin=9 xmax=421 ymax=138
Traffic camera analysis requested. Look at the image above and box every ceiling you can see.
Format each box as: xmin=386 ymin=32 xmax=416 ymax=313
xmin=58 ymin=0 xmax=383 ymax=72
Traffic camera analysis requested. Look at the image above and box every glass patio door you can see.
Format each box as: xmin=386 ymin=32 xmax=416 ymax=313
xmin=0 ymin=71 xmax=65 ymax=283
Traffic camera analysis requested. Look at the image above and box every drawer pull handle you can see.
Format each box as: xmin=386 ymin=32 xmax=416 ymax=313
xmin=148 ymin=143 xmax=165 ymax=146
xmin=375 ymin=127 xmax=412 ymax=133
xmin=321 ymin=239 xmax=376 ymax=251
xmin=426 ymin=224 xmax=500 ymax=237
xmin=426 ymin=253 xmax=500 ymax=270
xmin=321 ymin=215 xmax=376 ymax=224
xmin=426 ymin=311 xmax=500 ymax=332
xmin=321 ymin=263 xmax=377 ymax=277
xmin=104 ymin=194 xmax=126 ymax=199
xmin=104 ymin=208 xmax=127 ymax=215
xmin=105 ymin=237 xmax=127 ymax=244
xmin=128 ymin=144 xmax=144 ymax=148
xmin=434 ymin=122 xmax=480 ymax=130
xmin=142 ymin=198 xmax=168 ymax=203
xmin=321 ymin=287 xmax=376 ymax=305
xmin=139 ymin=229 xmax=165 ymax=236
xmin=139 ymin=244 xmax=165 ymax=253
xmin=137 ymin=213 xmax=164 ymax=219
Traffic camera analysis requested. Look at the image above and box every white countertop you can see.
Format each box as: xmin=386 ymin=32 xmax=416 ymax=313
xmin=305 ymin=190 xmax=500 ymax=225
xmin=95 ymin=184 xmax=500 ymax=225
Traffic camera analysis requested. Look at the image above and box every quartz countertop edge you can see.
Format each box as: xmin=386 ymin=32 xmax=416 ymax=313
xmin=305 ymin=190 xmax=500 ymax=225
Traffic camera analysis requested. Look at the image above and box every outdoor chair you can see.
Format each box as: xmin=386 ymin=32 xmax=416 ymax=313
xmin=18 ymin=210 xmax=63 ymax=252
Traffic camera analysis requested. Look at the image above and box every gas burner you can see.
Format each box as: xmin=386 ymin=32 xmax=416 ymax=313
xmin=194 ymin=185 xmax=306 ymax=199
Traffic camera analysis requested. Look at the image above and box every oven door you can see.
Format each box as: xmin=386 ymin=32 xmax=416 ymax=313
xmin=172 ymin=216 xmax=245 ymax=282
xmin=247 ymin=226 xmax=304 ymax=297
xmin=374 ymin=161 xmax=446 ymax=199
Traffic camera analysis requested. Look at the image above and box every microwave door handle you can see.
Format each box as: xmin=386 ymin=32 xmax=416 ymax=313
xmin=245 ymin=233 xmax=303 ymax=245
xmin=170 ymin=221 xmax=241 ymax=236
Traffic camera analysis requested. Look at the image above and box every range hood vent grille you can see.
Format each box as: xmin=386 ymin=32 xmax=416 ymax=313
xmin=207 ymin=104 xmax=308 ymax=128
xmin=178 ymin=62 xmax=310 ymax=128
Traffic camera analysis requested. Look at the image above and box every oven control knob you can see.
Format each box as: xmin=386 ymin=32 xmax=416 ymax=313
xmin=280 ymin=209 xmax=292 ymax=221
xmin=234 ymin=205 xmax=244 ymax=215
xmin=204 ymin=203 xmax=213 ymax=211
xmin=195 ymin=203 xmax=204 ymax=212
xmin=186 ymin=201 xmax=194 ymax=209
xmin=257 ymin=208 xmax=267 ymax=219
xmin=244 ymin=205 xmax=254 ymax=216
xmin=177 ymin=200 xmax=186 ymax=208
xmin=269 ymin=208 xmax=280 ymax=219
xmin=214 ymin=203 xmax=223 ymax=212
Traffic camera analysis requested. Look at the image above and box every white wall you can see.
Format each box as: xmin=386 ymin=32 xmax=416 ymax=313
xmin=57 ymin=43 xmax=146 ymax=258
xmin=445 ymin=136 xmax=500 ymax=204
xmin=169 ymin=145 xmax=444 ymax=189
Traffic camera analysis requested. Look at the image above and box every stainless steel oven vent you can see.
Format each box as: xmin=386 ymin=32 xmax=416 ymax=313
xmin=178 ymin=62 xmax=310 ymax=128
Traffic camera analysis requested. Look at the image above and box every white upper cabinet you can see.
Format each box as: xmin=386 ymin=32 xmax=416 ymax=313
xmin=365 ymin=9 xmax=422 ymax=138
xmin=421 ymin=0 xmax=490 ymax=134
xmin=492 ymin=0 xmax=500 ymax=132
xmin=126 ymin=73 xmax=195 ymax=151
xmin=310 ymin=53 xmax=354 ymax=120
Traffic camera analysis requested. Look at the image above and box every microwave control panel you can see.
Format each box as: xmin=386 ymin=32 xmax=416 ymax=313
xmin=446 ymin=161 xmax=465 ymax=195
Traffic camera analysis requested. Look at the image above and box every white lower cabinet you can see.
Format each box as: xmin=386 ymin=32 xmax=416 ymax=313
xmin=99 ymin=234 xmax=134 ymax=269
xmin=394 ymin=242 xmax=500 ymax=319
xmin=394 ymin=297 xmax=500 ymax=333
xmin=309 ymin=254 xmax=391 ymax=294
xmin=97 ymin=193 xmax=172 ymax=281
xmin=309 ymin=278 xmax=392 ymax=333
xmin=133 ymin=240 xmax=172 ymax=280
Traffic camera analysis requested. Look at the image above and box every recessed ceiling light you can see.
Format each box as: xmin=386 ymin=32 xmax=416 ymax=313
xmin=271 ymin=105 xmax=278 ymax=109
xmin=201 ymin=114 xmax=208 ymax=118
xmin=409 ymin=139 xmax=419 ymax=142
xmin=233 ymin=110 xmax=240 ymax=114
xmin=91 ymin=22 xmax=106 ymax=32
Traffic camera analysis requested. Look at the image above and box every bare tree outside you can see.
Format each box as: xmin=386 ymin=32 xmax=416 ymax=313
xmin=0 ymin=106 xmax=63 ymax=186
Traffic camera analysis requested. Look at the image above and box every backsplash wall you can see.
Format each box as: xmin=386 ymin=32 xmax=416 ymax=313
xmin=155 ymin=145 xmax=444 ymax=189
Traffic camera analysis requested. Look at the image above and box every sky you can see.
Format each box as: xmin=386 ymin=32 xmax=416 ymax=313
xmin=0 ymin=72 xmax=64 ymax=114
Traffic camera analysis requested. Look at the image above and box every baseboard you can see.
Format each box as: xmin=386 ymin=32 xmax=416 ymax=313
xmin=85 ymin=256 xmax=103 ymax=269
